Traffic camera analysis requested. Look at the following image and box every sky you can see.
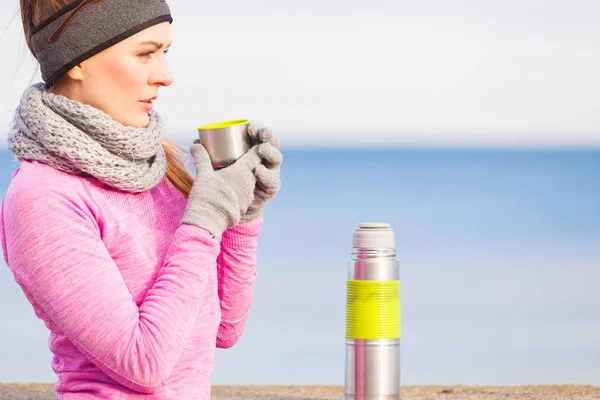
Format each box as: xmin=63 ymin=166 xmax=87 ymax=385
xmin=0 ymin=0 xmax=599 ymax=148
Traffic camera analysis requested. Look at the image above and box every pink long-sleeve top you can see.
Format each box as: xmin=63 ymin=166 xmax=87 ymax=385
xmin=0 ymin=160 xmax=262 ymax=399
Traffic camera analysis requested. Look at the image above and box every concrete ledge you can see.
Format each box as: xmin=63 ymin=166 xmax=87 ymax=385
xmin=1 ymin=384 xmax=599 ymax=399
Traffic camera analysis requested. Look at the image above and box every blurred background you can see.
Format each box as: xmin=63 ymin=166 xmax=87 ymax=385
xmin=0 ymin=0 xmax=599 ymax=387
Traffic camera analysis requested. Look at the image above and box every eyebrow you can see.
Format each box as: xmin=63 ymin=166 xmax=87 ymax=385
xmin=137 ymin=41 xmax=171 ymax=49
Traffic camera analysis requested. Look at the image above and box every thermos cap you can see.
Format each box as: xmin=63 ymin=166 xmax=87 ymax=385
xmin=353 ymin=222 xmax=395 ymax=249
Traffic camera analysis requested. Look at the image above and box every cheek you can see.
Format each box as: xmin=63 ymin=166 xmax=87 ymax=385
xmin=105 ymin=60 xmax=145 ymax=98
xmin=83 ymin=56 xmax=149 ymax=127
xmin=90 ymin=57 xmax=145 ymax=104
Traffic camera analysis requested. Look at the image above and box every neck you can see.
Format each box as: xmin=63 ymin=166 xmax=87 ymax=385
xmin=48 ymin=76 xmax=81 ymax=102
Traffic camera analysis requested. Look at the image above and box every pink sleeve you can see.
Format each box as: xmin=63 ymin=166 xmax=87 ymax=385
xmin=0 ymin=185 xmax=220 ymax=394
xmin=215 ymin=214 xmax=263 ymax=348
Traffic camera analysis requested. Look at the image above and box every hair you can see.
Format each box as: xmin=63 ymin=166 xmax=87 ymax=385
xmin=19 ymin=0 xmax=194 ymax=198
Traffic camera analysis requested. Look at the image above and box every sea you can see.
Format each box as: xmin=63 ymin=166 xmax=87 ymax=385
xmin=0 ymin=148 xmax=598 ymax=386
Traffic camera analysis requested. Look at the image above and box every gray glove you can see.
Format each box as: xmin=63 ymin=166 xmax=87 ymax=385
xmin=240 ymin=123 xmax=283 ymax=222
xmin=181 ymin=142 xmax=262 ymax=240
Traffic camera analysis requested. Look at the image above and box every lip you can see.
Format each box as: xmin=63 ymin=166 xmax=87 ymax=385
xmin=140 ymin=96 xmax=157 ymax=111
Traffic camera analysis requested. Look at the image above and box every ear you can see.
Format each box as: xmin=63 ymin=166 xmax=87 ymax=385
xmin=66 ymin=64 xmax=85 ymax=82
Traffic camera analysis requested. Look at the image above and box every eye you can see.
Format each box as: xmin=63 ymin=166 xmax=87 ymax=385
xmin=139 ymin=51 xmax=154 ymax=58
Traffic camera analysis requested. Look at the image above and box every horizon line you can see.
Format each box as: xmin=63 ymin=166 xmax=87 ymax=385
xmin=0 ymin=145 xmax=599 ymax=153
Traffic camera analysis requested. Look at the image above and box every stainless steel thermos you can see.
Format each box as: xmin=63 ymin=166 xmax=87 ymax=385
xmin=345 ymin=223 xmax=401 ymax=400
xmin=197 ymin=119 xmax=252 ymax=169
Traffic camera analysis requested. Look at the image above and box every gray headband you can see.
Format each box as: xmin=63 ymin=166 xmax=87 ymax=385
xmin=31 ymin=0 xmax=172 ymax=87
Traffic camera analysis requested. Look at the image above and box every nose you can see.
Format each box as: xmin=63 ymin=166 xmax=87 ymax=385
xmin=150 ymin=57 xmax=174 ymax=87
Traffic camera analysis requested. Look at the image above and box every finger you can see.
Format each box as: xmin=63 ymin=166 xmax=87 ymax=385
xmin=257 ymin=143 xmax=283 ymax=168
xmin=255 ymin=164 xmax=280 ymax=193
xmin=248 ymin=122 xmax=280 ymax=149
xmin=260 ymin=130 xmax=280 ymax=150
xmin=235 ymin=144 xmax=262 ymax=171
xmin=256 ymin=127 xmax=281 ymax=149
xmin=257 ymin=127 xmax=273 ymax=143
xmin=189 ymin=143 xmax=213 ymax=173
xmin=247 ymin=121 xmax=263 ymax=141
xmin=266 ymin=132 xmax=280 ymax=149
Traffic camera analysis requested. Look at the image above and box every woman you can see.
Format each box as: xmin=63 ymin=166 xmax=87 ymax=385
xmin=0 ymin=0 xmax=282 ymax=398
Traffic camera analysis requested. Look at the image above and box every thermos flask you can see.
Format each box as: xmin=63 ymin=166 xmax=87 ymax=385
xmin=345 ymin=222 xmax=401 ymax=400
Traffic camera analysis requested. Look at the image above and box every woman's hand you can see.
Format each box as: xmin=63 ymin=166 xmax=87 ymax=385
xmin=241 ymin=122 xmax=283 ymax=222
xmin=181 ymin=141 xmax=261 ymax=240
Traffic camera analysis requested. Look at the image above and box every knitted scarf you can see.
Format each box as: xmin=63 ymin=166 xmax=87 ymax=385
xmin=7 ymin=83 xmax=167 ymax=192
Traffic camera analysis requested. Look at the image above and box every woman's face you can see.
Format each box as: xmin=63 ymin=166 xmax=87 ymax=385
xmin=56 ymin=22 xmax=174 ymax=128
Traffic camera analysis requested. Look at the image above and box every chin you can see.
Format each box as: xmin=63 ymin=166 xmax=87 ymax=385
xmin=138 ymin=114 xmax=151 ymax=128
